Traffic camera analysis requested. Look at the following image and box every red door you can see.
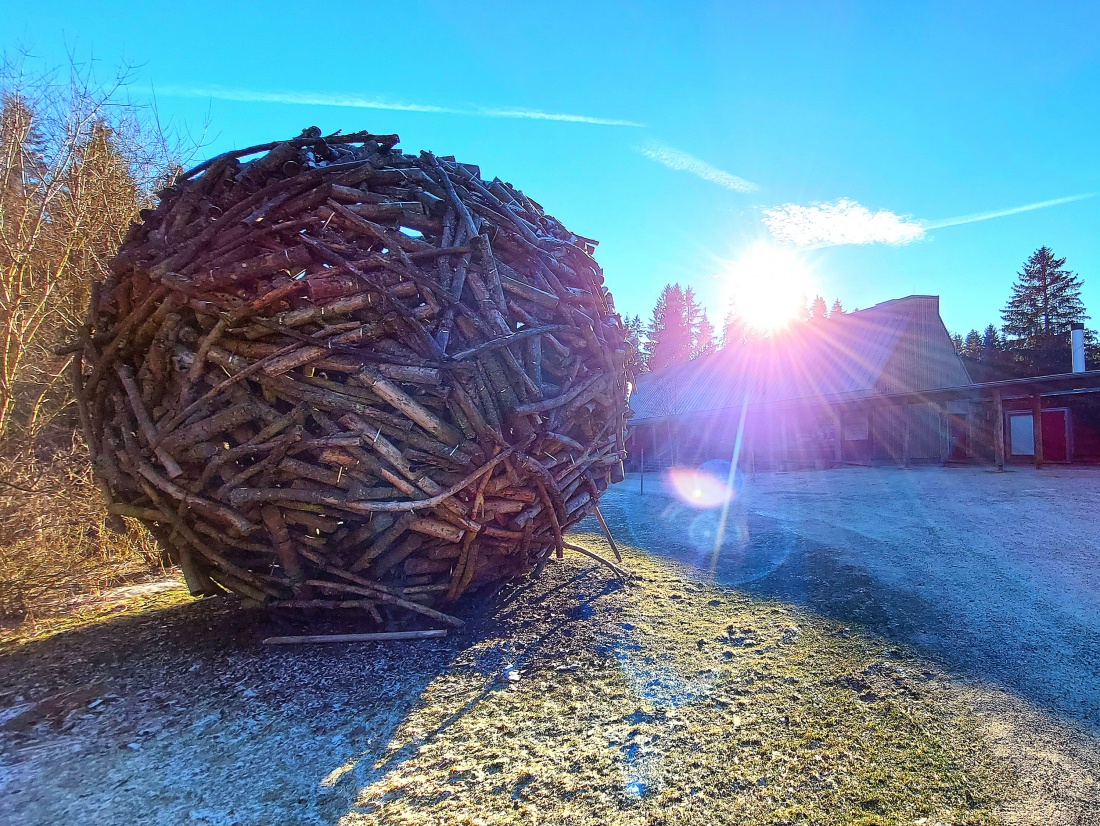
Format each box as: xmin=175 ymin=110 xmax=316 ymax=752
xmin=1041 ymin=409 xmax=1069 ymax=462
xmin=947 ymin=416 xmax=969 ymax=461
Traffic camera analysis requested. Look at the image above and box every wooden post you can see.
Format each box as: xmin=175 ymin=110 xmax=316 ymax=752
xmin=264 ymin=630 xmax=448 ymax=645
xmin=901 ymin=403 xmax=910 ymax=468
xmin=1032 ymin=394 xmax=1044 ymax=469
xmin=992 ymin=390 xmax=1005 ymax=472
xmin=639 ymin=446 xmax=645 ymax=495
xmin=939 ymin=410 xmax=950 ymax=464
xmin=780 ymin=409 xmax=790 ymax=471
xmin=833 ymin=407 xmax=843 ymax=466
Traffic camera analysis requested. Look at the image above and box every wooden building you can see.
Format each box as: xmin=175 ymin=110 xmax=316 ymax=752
xmin=628 ymin=295 xmax=1100 ymax=471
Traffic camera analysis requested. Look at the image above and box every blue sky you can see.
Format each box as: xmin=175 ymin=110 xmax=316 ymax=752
xmin=4 ymin=1 xmax=1100 ymax=335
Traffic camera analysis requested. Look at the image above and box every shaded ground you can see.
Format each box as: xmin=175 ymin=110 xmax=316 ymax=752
xmin=1 ymin=466 xmax=1098 ymax=824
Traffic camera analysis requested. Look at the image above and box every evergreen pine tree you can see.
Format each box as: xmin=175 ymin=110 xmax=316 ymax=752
xmin=642 ymin=288 xmax=670 ymax=370
xmin=981 ymin=324 xmax=1000 ymax=352
xmin=1001 ymin=247 xmax=1089 ymax=374
xmin=720 ymin=307 xmax=746 ymax=348
xmin=624 ymin=314 xmax=645 ymax=341
xmin=797 ymin=295 xmax=811 ymax=322
xmin=809 ymin=295 xmax=827 ymax=322
xmin=829 ymin=298 xmax=844 ymax=317
xmin=645 ymin=284 xmax=694 ymax=371
xmin=962 ymin=329 xmax=982 ymax=359
xmin=1002 ymin=247 xmax=1088 ymax=338
xmin=623 ymin=314 xmax=647 ymax=371
xmin=694 ymin=311 xmax=716 ymax=358
xmin=683 ymin=286 xmax=703 ymax=340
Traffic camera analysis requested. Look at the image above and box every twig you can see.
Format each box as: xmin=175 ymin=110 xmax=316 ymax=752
xmin=262 ymin=630 xmax=447 ymax=645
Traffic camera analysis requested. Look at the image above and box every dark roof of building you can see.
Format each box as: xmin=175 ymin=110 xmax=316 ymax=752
xmin=629 ymin=295 xmax=971 ymax=423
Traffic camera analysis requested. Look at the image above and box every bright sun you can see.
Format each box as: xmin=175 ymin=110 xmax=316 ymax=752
xmin=721 ymin=242 xmax=816 ymax=332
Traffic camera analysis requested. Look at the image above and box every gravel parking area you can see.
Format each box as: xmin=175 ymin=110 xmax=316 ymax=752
xmin=596 ymin=465 xmax=1100 ymax=822
xmin=602 ymin=465 xmax=1100 ymax=729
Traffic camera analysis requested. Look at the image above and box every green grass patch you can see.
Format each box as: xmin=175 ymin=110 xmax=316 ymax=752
xmin=342 ymin=533 xmax=1003 ymax=824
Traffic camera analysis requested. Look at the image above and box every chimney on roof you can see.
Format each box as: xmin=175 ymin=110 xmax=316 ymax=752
xmin=1071 ymin=322 xmax=1086 ymax=373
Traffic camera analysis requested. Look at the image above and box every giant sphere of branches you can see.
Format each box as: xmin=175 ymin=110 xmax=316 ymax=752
xmin=77 ymin=128 xmax=633 ymax=627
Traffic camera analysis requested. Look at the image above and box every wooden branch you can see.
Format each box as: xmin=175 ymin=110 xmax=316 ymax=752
xmin=562 ymin=541 xmax=628 ymax=581
xmin=262 ymin=630 xmax=447 ymax=645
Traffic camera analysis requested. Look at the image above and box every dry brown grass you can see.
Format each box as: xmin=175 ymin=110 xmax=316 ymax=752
xmin=0 ymin=428 xmax=165 ymax=630
xmin=0 ymin=55 xmax=196 ymax=638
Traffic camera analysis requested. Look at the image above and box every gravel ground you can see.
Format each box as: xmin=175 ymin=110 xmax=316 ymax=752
xmin=605 ymin=465 xmax=1100 ymax=728
xmin=2 ymin=465 xmax=1098 ymax=825
xmin=601 ymin=465 xmax=1100 ymax=822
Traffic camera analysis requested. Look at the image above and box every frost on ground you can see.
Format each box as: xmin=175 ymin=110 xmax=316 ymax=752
xmin=1 ymin=466 xmax=1099 ymax=825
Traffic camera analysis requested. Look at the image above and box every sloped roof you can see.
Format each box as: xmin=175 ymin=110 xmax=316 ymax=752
xmin=630 ymin=295 xmax=970 ymax=423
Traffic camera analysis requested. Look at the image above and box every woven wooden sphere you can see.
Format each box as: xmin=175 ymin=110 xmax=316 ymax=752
xmin=78 ymin=128 xmax=633 ymax=626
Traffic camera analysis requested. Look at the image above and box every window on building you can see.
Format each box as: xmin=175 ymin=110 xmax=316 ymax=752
xmin=1008 ymin=413 xmax=1034 ymax=456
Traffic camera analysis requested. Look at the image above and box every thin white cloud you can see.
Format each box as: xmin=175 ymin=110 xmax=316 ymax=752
xmin=154 ymin=85 xmax=643 ymax=126
xmin=762 ymin=199 xmax=924 ymax=246
xmin=478 ymin=107 xmax=643 ymax=127
xmin=157 ymin=85 xmax=457 ymax=113
xmin=925 ymin=193 xmax=1094 ymax=229
xmin=639 ymin=141 xmax=758 ymax=192
xmin=763 ymin=193 xmax=1095 ymax=247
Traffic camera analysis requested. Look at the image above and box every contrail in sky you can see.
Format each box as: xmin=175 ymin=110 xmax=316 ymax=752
xmin=638 ymin=141 xmax=758 ymax=192
xmin=924 ymin=193 xmax=1095 ymax=229
xmin=764 ymin=193 xmax=1095 ymax=247
xmin=154 ymin=85 xmax=644 ymax=127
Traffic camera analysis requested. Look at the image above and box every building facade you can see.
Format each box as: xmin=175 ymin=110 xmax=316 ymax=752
xmin=628 ymin=295 xmax=1100 ymax=471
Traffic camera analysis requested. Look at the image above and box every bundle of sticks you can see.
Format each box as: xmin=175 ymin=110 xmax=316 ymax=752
xmin=74 ymin=128 xmax=634 ymax=627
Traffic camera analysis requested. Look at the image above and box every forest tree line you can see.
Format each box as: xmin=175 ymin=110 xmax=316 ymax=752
xmin=0 ymin=58 xmax=187 ymax=446
xmin=628 ymin=245 xmax=1095 ymax=379
xmin=0 ymin=58 xmax=195 ymax=620
xmin=624 ymin=287 xmax=847 ymax=373
xmin=950 ymin=246 xmax=1096 ymax=380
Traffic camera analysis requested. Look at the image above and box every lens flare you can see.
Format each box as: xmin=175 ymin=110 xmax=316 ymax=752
xmin=666 ymin=466 xmax=735 ymax=509
xmin=718 ymin=241 xmax=817 ymax=332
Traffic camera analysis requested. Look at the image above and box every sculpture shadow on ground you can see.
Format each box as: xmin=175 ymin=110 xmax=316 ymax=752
xmin=0 ymin=556 xmax=624 ymax=826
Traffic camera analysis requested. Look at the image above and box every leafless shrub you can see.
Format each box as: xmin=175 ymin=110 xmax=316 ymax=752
xmin=0 ymin=52 xmax=197 ymax=439
xmin=0 ymin=51 xmax=200 ymax=620
xmin=0 ymin=432 xmax=165 ymax=622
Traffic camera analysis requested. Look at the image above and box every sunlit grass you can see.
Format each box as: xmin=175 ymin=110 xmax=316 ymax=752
xmin=340 ymin=534 xmax=1003 ymax=825
xmin=0 ymin=580 xmax=191 ymax=649
xmin=0 ymin=529 xmax=1006 ymax=823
